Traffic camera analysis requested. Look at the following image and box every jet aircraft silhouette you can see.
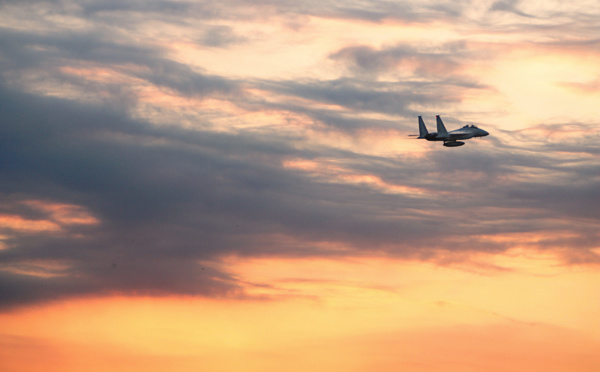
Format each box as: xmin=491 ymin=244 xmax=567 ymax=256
xmin=410 ymin=116 xmax=489 ymax=147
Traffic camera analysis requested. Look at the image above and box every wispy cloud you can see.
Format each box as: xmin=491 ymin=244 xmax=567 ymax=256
xmin=0 ymin=0 xmax=599 ymax=310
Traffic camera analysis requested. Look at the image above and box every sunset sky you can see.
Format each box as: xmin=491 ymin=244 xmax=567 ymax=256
xmin=1 ymin=0 xmax=599 ymax=371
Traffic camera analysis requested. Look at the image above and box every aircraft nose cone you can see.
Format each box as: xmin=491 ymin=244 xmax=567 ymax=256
xmin=481 ymin=130 xmax=489 ymax=137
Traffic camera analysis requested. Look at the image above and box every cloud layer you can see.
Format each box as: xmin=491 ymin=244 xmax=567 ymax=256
xmin=0 ymin=0 xmax=599 ymax=309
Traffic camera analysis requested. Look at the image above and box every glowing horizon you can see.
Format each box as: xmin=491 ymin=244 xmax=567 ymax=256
xmin=1 ymin=251 xmax=599 ymax=371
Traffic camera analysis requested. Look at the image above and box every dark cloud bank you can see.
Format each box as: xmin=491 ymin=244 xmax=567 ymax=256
xmin=0 ymin=1 xmax=599 ymax=309
xmin=1 ymin=81 xmax=598 ymax=309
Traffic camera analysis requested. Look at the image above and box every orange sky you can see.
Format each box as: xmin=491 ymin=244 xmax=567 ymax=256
xmin=0 ymin=0 xmax=599 ymax=371
xmin=1 ymin=253 xmax=599 ymax=372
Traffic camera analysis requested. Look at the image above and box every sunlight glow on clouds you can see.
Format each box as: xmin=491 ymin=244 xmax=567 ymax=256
xmin=0 ymin=0 xmax=599 ymax=371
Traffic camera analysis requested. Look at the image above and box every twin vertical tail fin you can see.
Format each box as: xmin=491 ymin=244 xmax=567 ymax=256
xmin=418 ymin=116 xmax=428 ymax=138
xmin=436 ymin=115 xmax=449 ymax=139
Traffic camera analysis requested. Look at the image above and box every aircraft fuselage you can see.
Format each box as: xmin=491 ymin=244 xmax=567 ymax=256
xmin=423 ymin=127 xmax=489 ymax=141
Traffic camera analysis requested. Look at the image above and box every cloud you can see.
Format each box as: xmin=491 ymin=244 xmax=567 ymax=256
xmin=489 ymin=0 xmax=533 ymax=18
xmin=330 ymin=43 xmax=463 ymax=77
xmin=1 ymin=77 xmax=599 ymax=308
xmin=81 ymin=0 xmax=193 ymax=17
xmin=258 ymin=78 xmax=461 ymax=121
xmin=328 ymin=42 xmax=491 ymax=93
xmin=0 ymin=0 xmax=599 ymax=310
xmin=0 ymin=26 xmax=237 ymax=97
xmin=0 ymin=84 xmax=427 ymax=307
xmin=198 ymin=26 xmax=248 ymax=47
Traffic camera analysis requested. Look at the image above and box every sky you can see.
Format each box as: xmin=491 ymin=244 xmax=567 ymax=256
xmin=0 ymin=0 xmax=599 ymax=371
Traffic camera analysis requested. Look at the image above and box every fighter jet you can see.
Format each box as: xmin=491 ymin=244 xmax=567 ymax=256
xmin=410 ymin=115 xmax=489 ymax=147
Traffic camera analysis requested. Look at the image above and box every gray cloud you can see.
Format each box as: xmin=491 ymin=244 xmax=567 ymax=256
xmin=255 ymin=77 xmax=485 ymax=130
xmin=489 ymin=0 xmax=534 ymax=18
xmin=81 ymin=0 xmax=193 ymax=17
xmin=1 ymin=80 xmax=599 ymax=309
xmin=262 ymin=78 xmax=448 ymax=118
xmin=329 ymin=42 xmax=488 ymax=86
xmin=0 ymin=0 xmax=599 ymax=310
xmin=198 ymin=26 xmax=248 ymax=47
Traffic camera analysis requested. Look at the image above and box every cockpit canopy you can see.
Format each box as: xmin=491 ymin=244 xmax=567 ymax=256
xmin=462 ymin=124 xmax=478 ymax=128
